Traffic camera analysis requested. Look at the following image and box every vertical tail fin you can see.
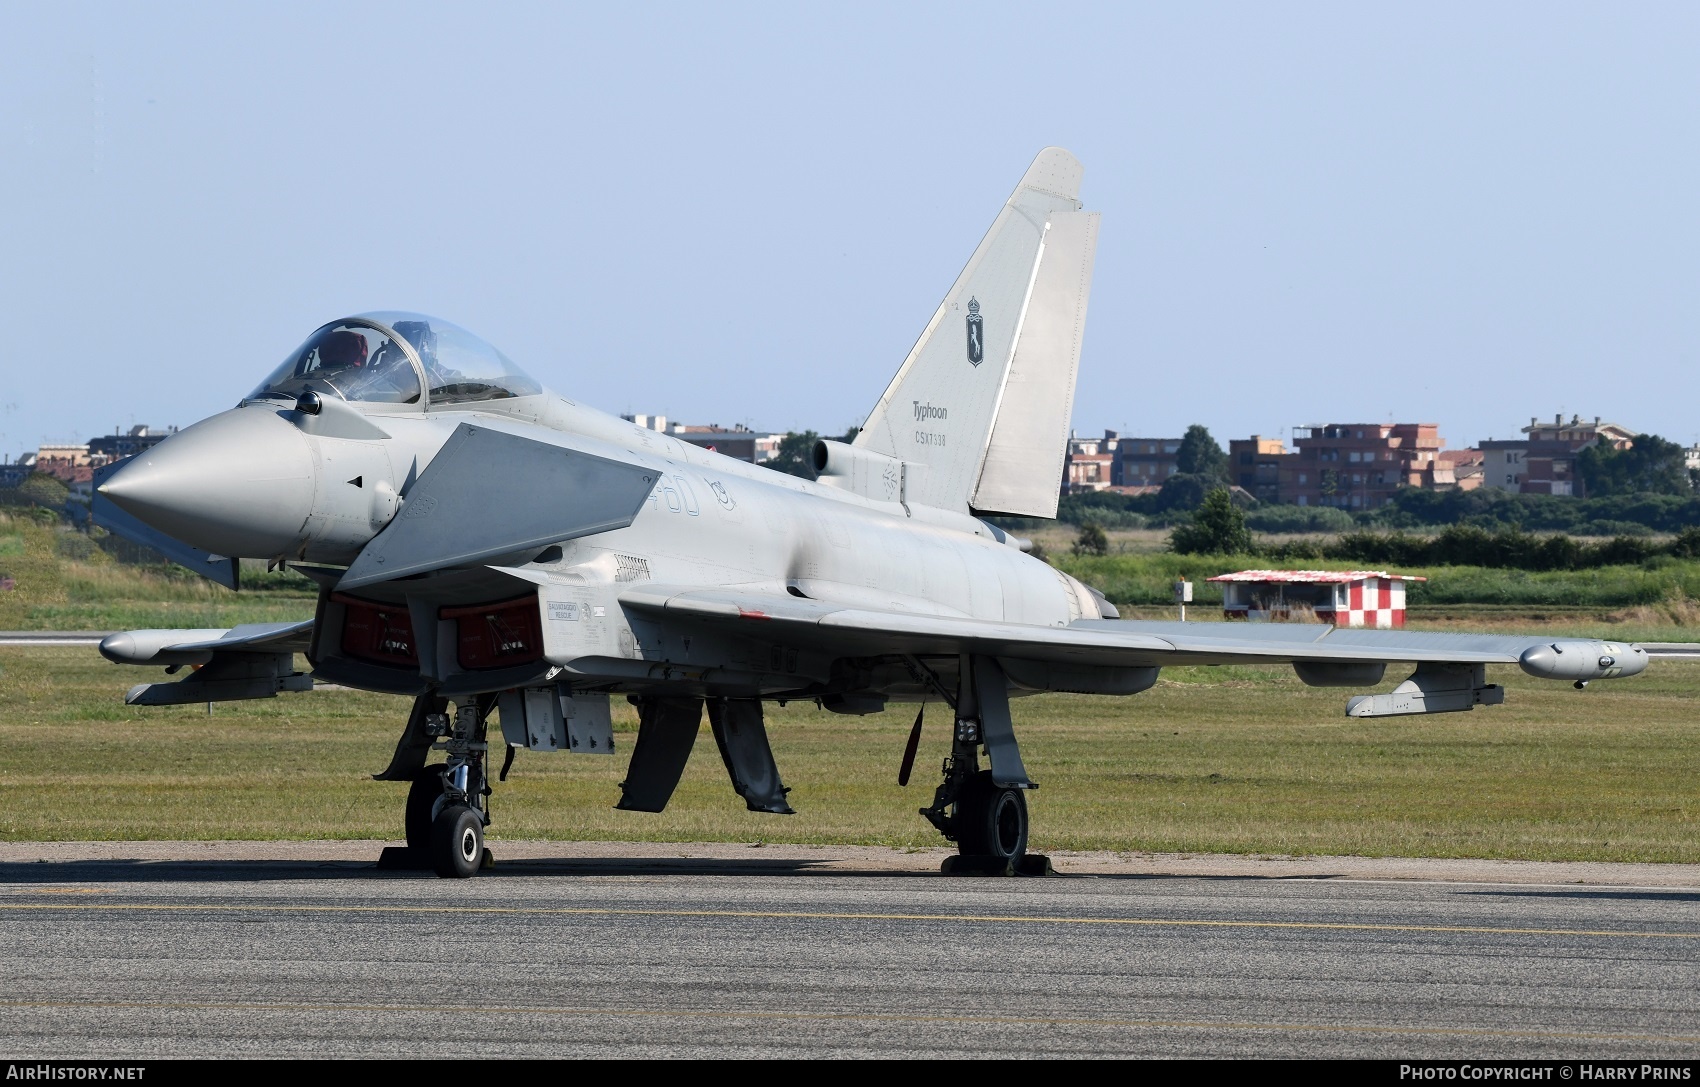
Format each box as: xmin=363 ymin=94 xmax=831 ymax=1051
xmin=854 ymin=147 xmax=1098 ymax=518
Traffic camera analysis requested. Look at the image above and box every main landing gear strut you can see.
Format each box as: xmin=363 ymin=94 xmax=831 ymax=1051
xmin=912 ymin=655 xmax=1048 ymax=876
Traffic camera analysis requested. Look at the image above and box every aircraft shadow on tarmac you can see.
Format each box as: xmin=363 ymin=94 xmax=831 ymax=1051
xmin=22 ymin=859 xmax=1685 ymax=892
xmin=1457 ymin=888 xmax=1700 ymax=902
xmin=0 ymin=858 xmax=1428 ymax=886
xmin=0 ymin=856 xmax=953 ymax=885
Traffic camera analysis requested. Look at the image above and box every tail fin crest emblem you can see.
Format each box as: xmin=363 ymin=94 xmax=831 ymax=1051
xmin=965 ymin=297 xmax=984 ymax=366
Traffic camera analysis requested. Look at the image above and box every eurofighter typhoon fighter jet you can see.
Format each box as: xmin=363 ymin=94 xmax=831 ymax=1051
xmin=94 ymin=148 xmax=1648 ymax=877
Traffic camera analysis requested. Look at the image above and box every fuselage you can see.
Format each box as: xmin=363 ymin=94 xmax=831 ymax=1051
xmin=100 ymin=381 xmax=1102 ymax=702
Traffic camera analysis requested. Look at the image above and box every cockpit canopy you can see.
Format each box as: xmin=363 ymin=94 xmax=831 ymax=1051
xmin=248 ymin=312 xmax=542 ymax=409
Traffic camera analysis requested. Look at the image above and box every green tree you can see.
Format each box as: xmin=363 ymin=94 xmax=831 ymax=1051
xmin=1169 ymin=487 xmax=1254 ymax=555
xmin=1175 ymin=424 xmax=1228 ymax=480
xmin=1577 ymin=434 xmax=1690 ymax=498
xmin=18 ymin=473 xmax=68 ymax=511
xmin=1670 ymin=526 xmax=1700 ymax=559
xmin=1155 ymin=425 xmax=1231 ymax=511
xmin=1155 ymin=472 xmax=1213 ymax=511
xmin=1072 ymin=521 xmax=1109 ymax=556
xmin=763 ymin=430 xmax=820 ymax=480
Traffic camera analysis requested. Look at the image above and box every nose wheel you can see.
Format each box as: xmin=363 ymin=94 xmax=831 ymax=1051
xmin=429 ymin=803 xmax=486 ymax=879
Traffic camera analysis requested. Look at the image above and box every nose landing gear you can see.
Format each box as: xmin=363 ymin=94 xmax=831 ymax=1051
xmin=425 ymin=700 xmax=494 ymax=878
xmin=383 ymin=698 xmax=495 ymax=878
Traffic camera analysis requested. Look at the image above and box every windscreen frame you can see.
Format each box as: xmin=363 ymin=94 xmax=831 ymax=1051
xmin=248 ymin=316 xmax=433 ymax=410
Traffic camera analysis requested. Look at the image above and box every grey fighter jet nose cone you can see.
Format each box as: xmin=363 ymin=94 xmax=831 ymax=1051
xmin=98 ymin=406 xmax=316 ymax=560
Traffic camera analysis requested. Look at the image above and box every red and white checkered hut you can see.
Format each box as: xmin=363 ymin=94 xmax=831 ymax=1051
xmin=1207 ymin=570 xmax=1427 ymax=629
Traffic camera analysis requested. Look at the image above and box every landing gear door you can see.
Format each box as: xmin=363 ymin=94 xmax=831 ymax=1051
xmin=499 ymin=687 xmax=567 ymax=752
xmin=562 ymin=689 xmax=615 ymax=754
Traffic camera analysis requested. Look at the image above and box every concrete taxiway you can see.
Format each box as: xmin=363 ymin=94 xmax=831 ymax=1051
xmin=0 ymin=841 xmax=1697 ymax=1059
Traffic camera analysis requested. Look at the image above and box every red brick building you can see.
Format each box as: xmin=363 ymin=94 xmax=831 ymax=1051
xmin=1114 ymin=436 xmax=1182 ymax=488
xmin=32 ymin=445 xmax=94 ymax=486
xmin=1524 ymin=414 xmax=1634 ymax=497
xmin=1437 ymin=448 xmax=1484 ymax=492
xmin=1228 ymin=436 xmax=1287 ymax=503
xmin=1276 ymin=423 xmax=1446 ymax=509
xmin=1062 ymin=431 xmax=1186 ymax=495
xmin=1062 ymin=431 xmax=1119 ymax=493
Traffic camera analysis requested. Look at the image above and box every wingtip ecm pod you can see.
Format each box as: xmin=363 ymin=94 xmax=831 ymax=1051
xmin=1518 ymin=641 xmax=1648 ymax=682
xmin=853 ymin=146 xmax=1099 ymax=521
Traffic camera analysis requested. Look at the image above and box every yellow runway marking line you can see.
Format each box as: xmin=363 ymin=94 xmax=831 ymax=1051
xmin=0 ymin=901 xmax=1698 ymax=942
xmin=0 ymin=998 xmax=1695 ymax=1045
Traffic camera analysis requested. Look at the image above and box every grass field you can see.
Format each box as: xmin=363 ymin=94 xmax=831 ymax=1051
xmin=0 ymin=512 xmax=317 ymax=631
xmin=1056 ymin=547 xmax=1700 ymax=611
xmin=2 ymin=646 xmax=1696 ymax=863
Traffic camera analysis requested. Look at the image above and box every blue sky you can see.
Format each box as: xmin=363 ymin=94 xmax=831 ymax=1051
xmin=3 ymin=2 xmax=1696 ymax=456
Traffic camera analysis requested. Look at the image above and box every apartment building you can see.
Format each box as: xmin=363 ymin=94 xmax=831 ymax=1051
xmin=1228 ymin=436 xmax=1287 ymax=504
xmin=622 ymin=413 xmax=784 ymax=464
xmin=87 ymin=425 xmax=176 ymax=463
xmin=1115 ymin=435 xmax=1182 ymax=488
xmin=1479 ymin=415 xmax=1635 ymax=496
xmin=1062 ymin=431 xmax=1119 ymax=492
xmin=1277 ymin=423 xmax=1446 ymax=509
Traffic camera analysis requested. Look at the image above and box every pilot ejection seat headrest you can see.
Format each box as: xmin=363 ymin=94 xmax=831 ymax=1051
xmin=390 ymin=320 xmax=436 ymax=371
xmin=319 ymin=329 xmax=369 ymax=370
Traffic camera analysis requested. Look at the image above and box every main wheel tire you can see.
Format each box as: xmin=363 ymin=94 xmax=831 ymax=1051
xmin=405 ymin=767 xmax=446 ymax=853
xmin=954 ymin=770 xmax=1028 ymax=862
xmin=429 ymin=803 xmax=484 ymax=879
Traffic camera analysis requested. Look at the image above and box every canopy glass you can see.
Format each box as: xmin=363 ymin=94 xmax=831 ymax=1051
xmin=248 ymin=313 xmax=541 ymax=408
